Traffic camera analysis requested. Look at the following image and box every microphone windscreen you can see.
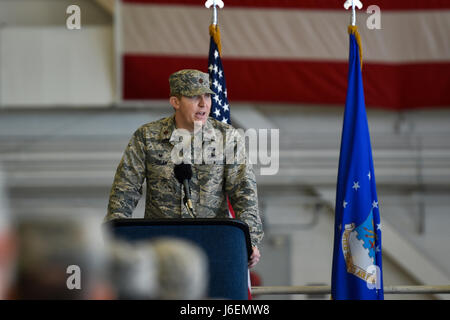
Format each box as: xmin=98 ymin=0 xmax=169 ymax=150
xmin=174 ymin=163 xmax=192 ymax=183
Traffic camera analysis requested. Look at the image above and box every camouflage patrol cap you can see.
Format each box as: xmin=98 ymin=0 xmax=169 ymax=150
xmin=169 ymin=69 xmax=215 ymax=97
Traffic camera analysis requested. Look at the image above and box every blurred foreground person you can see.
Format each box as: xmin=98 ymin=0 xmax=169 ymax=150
xmin=106 ymin=240 xmax=158 ymax=299
xmin=105 ymin=237 xmax=208 ymax=300
xmin=0 ymin=167 xmax=15 ymax=299
xmin=151 ymin=238 xmax=208 ymax=300
xmin=12 ymin=215 xmax=110 ymax=299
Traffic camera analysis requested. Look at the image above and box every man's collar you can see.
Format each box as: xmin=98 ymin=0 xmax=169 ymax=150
xmin=159 ymin=115 xmax=176 ymax=141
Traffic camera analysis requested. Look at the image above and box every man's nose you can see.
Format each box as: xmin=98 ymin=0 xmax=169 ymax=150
xmin=198 ymin=95 xmax=207 ymax=107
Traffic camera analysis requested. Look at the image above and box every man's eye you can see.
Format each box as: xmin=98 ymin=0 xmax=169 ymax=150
xmin=204 ymin=93 xmax=211 ymax=99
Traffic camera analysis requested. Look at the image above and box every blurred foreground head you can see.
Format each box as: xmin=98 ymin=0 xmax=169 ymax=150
xmin=106 ymin=240 xmax=158 ymax=299
xmin=106 ymin=237 xmax=208 ymax=300
xmin=0 ymin=166 xmax=14 ymax=299
xmin=13 ymin=215 xmax=107 ymax=299
xmin=152 ymin=238 xmax=208 ymax=300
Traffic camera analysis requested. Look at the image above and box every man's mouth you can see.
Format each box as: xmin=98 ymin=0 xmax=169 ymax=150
xmin=194 ymin=111 xmax=207 ymax=119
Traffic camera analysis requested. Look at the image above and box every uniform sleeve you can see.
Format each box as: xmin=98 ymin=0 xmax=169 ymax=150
xmin=105 ymin=128 xmax=147 ymax=222
xmin=224 ymin=129 xmax=264 ymax=247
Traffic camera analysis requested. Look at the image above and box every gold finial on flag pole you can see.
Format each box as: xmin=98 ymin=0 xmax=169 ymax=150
xmin=205 ymin=0 xmax=224 ymax=26
xmin=344 ymin=0 xmax=363 ymax=26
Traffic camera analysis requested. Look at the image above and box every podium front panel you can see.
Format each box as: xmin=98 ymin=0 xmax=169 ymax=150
xmin=106 ymin=219 xmax=252 ymax=300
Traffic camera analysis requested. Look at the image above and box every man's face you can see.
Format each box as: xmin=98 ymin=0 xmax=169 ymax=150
xmin=172 ymin=94 xmax=212 ymax=131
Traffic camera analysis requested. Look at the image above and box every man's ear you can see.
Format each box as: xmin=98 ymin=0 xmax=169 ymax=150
xmin=169 ymin=96 xmax=180 ymax=110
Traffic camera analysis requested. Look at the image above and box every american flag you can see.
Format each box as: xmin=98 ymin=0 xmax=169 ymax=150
xmin=208 ymin=27 xmax=230 ymax=125
xmin=207 ymin=24 xmax=253 ymax=300
xmin=207 ymin=25 xmax=236 ymax=221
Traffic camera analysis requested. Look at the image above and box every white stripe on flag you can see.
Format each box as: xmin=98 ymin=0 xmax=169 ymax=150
xmin=122 ymin=4 xmax=450 ymax=63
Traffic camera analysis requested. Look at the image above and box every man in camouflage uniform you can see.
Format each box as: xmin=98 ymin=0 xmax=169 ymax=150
xmin=105 ymin=69 xmax=263 ymax=268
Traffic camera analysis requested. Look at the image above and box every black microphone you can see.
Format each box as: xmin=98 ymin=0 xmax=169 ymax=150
xmin=174 ymin=163 xmax=195 ymax=216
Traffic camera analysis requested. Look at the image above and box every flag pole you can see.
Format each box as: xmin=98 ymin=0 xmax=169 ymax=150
xmin=344 ymin=0 xmax=364 ymax=69
xmin=352 ymin=2 xmax=356 ymax=26
xmin=206 ymin=0 xmax=224 ymax=55
xmin=205 ymin=1 xmax=252 ymax=301
xmin=343 ymin=0 xmax=363 ymax=26
xmin=205 ymin=0 xmax=224 ymax=26
xmin=213 ymin=3 xmax=218 ymax=25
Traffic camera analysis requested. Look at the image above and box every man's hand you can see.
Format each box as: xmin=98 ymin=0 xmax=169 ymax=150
xmin=248 ymin=246 xmax=260 ymax=268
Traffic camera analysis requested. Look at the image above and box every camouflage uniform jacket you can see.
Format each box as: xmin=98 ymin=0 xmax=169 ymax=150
xmin=106 ymin=115 xmax=264 ymax=247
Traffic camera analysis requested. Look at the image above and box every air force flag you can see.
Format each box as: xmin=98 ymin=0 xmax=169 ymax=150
xmin=331 ymin=26 xmax=384 ymax=300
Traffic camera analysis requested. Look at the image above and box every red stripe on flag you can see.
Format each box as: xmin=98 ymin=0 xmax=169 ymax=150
xmin=123 ymin=55 xmax=450 ymax=109
xmin=227 ymin=196 xmax=236 ymax=218
xmin=364 ymin=62 xmax=450 ymax=110
xmin=121 ymin=0 xmax=450 ymax=10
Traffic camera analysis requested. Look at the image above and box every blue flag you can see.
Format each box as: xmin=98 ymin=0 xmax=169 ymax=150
xmin=331 ymin=27 xmax=384 ymax=300
xmin=208 ymin=26 xmax=231 ymax=125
